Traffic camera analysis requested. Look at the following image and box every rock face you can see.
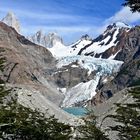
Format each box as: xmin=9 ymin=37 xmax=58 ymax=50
xmin=92 ymin=87 xmax=133 ymax=140
xmin=28 ymin=31 xmax=63 ymax=48
xmin=0 ymin=22 xmax=54 ymax=85
xmin=0 ymin=22 xmax=79 ymax=124
xmin=2 ymin=12 xmax=20 ymax=33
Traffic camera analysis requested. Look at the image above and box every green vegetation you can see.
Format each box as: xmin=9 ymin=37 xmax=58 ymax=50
xmin=117 ymin=68 xmax=129 ymax=76
xmin=129 ymin=78 xmax=140 ymax=87
xmin=0 ymin=105 xmax=72 ymax=140
xmin=123 ymin=0 xmax=140 ymax=12
xmin=75 ymin=111 xmax=109 ymax=140
xmin=107 ymin=87 xmax=140 ymax=140
xmin=0 ymin=85 xmax=72 ymax=139
xmin=0 ymin=56 xmax=73 ymax=140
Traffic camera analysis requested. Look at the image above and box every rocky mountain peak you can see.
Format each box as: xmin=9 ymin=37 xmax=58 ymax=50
xmin=69 ymin=21 xmax=132 ymax=59
xmin=106 ymin=22 xmax=130 ymax=31
xmin=2 ymin=12 xmax=20 ymax=33
xmin=114 ymin=21 xmax=130 ymax=28
xmin=28 ymin=31 xmax=63 ymax=48
xmin=36 ymin=30 xmax=44 ymax=37
xmin=48 ymin=32 xmax=63 ymax=46
xmin=81 ymin=34 xmax=92 ymax=41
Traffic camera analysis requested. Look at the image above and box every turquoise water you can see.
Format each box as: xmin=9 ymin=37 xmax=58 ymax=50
xmin=63 ymin=107 xmax=87 ymax=116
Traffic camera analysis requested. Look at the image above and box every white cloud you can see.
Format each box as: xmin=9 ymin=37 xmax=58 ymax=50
xmin=0 ymin=7 xmax=82 ymax=21
xmin=21 ymin=25 xmax=92 ymax=35
xmin=1 ymin=5 xmax=140 ymax=44
xmin=93 ymin=7 xmax=140 ymax=37
xmin=106 ymin=7 xmax=140 ymax=24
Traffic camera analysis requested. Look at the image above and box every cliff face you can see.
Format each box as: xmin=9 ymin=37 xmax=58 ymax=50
xmin=0 ymin=22 xmax=54 ymax=84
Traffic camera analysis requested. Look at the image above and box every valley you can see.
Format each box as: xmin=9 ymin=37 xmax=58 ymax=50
xmin=0 ymin=7 xmax=140 ymax=139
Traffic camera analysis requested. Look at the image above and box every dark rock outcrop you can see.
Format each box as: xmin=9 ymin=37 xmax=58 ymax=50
xmin=51 ymin=63 xmax=96 ymax=89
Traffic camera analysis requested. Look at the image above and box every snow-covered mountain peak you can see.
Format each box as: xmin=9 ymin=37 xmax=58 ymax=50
xmin=114 ymin=21 xmax=130 ymax=28
xmin=27 ymin=21 xmax=130 ymax=60
xmin=49 ymin=32 xmax=63 ymax=46
xmin=106 ymin=22 xmax=131 ymax=31
xmin=2 ymin=12 xmax=20 ymax=33
xmin=67 ymin=22 xmax=131 ymax=59
xmin=6 ymin=12 xmax=15 ymax=18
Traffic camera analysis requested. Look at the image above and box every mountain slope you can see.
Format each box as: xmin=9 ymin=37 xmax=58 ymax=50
xmin=1 ymin=12 xmax=139 ymax=110
xmin=0 ymin=21 xmax=79 ymax=124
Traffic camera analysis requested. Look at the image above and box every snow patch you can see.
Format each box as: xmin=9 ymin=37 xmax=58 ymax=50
xmin=61 ymin=75 xmax=100 ymax=107
xmin=71 ymin=65 xmax=78 ymax=68
xmin=115 ymin=22 xmax=131 ymax=28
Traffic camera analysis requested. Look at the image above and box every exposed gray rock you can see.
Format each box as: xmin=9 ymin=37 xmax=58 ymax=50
xmin=51 ymin=63 xmax=95 ymax=89
xmin=14 ymin=85 xmax=79 ymax=125
xmin=28 ymin=31 xmax=63 ymax=48
xmin=92 ymin=87 xmax=134 ymax=140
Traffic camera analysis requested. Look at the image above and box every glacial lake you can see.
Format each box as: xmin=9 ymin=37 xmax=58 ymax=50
xmin=63 ymin=107 xmax=87 ymax=116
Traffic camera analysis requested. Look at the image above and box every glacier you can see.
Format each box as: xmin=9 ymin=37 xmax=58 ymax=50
xmin=57 ymin=56 xmax=123 ymax=107
xmin=57 ymin=55 xmax=123 ymax=75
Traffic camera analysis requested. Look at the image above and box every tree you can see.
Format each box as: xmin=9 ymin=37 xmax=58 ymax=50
xmin=0 ymin=55 xmax=72 ymax=140
xmin=106 ymin=87 xmax=140 ymax=140
xmin=123 ymin=0 xmax=140 ymax=12
xmin=0 ymin=105 xmax=72 ymax=140
xmin=75 ymin=111 xmax=109 ymax=140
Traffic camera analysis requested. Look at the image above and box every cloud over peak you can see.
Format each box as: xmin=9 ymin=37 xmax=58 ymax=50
xmin=106 ymin=7 xmax=140 ymax=24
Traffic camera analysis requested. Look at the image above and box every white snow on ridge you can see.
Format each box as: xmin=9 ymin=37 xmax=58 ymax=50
xmin=69 ymin=40 xmax=92 ymax=55
xmin=48 ymin=42 xmax=70 ymax=58
xmin=48 ymin=39 xmax=92 ymax=58
xmin=115 ymin=22 xmax=131 ymax=28
xmin=58 ymin=56 xmax=123 ymax=107
xmin=81 ymin=28 xmax=119 ymax=56
xmin=108 ymin=49 xmax=121 ymax=59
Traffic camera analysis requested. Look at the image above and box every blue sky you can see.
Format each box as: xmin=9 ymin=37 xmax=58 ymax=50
xmin=0 ymin=0 xmax=140 ymax=44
